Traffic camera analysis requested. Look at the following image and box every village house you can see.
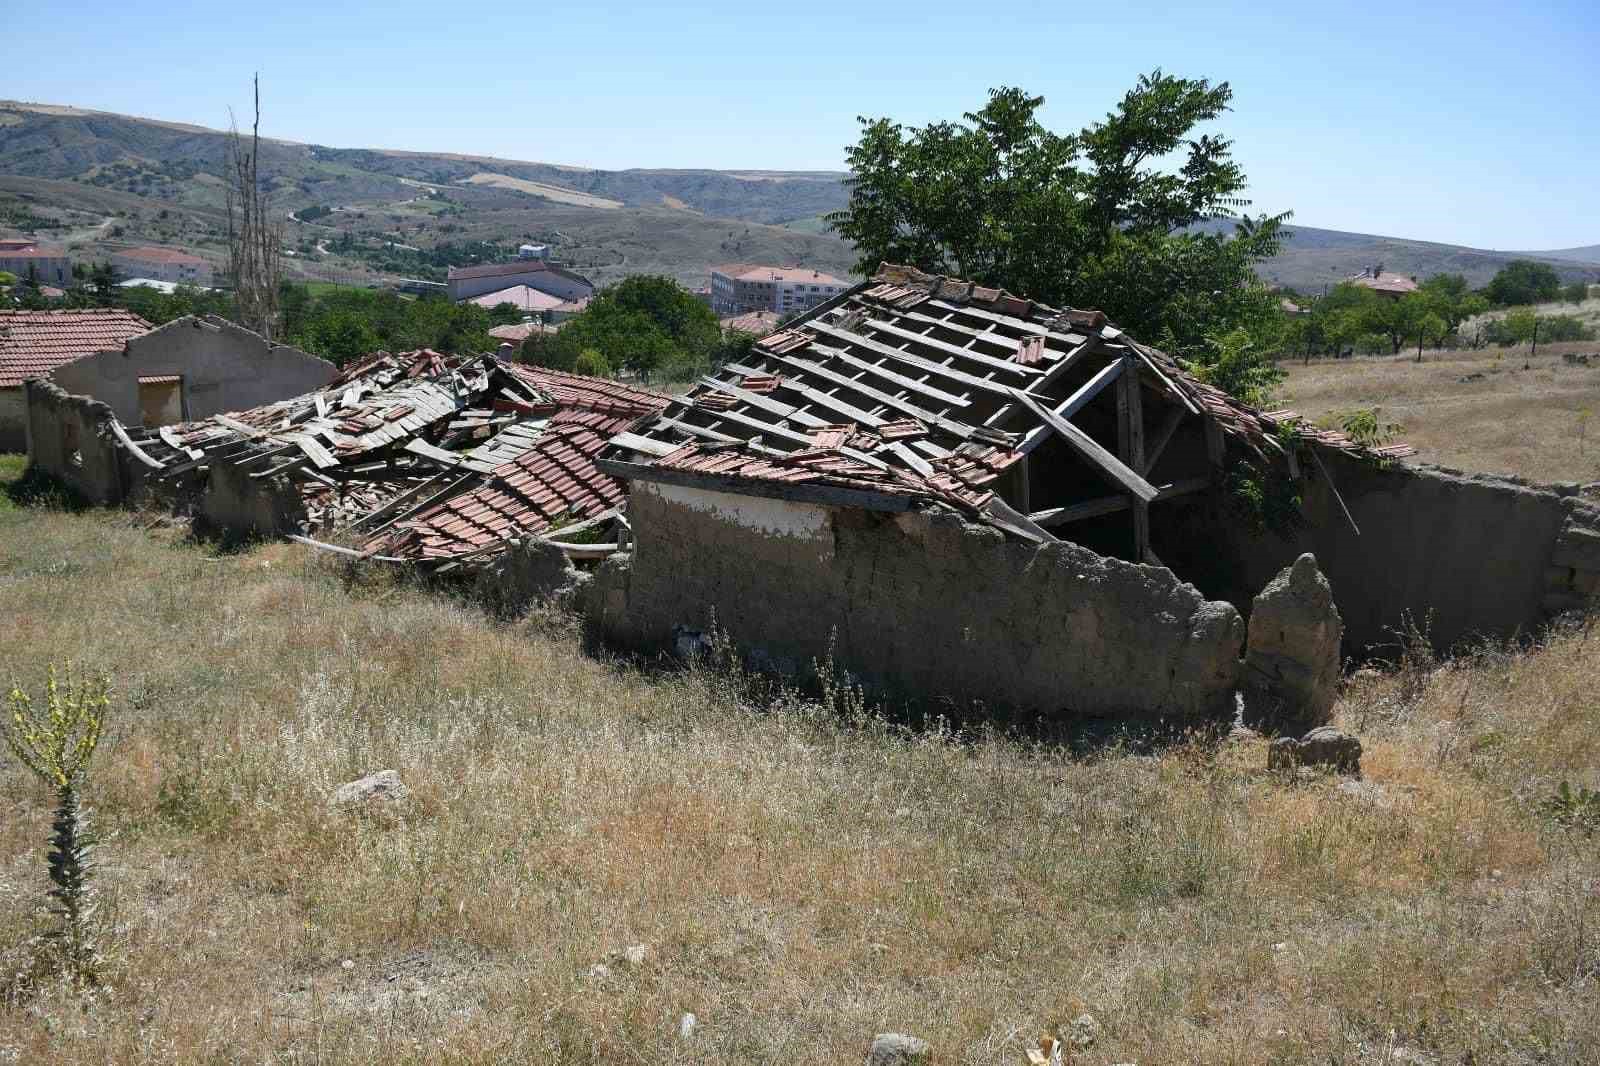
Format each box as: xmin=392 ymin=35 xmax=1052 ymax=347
xmin=446 ymin=259 xmax=594 ymax=304
xmin=45 ymin=315 xmax=335 ymax=430
xmin=719 ymin=310 xmax=783 ymax=338
xmin=0 ymin=308 xmax=152 ymax=450
xmin=709 ymin=264 xmax=849 ymax=316
xmin=110 ymin=246 xmax=213 ymax=287
xmin=463 ymin=285 xmax=589 ymax=322
xmin=591 ymin=264 xmax=1600 ymax=719
xmin=1347 ymin=265 xmax=1419 ymax=297
xmin=0 ymin=238 xmax=72 ymax=288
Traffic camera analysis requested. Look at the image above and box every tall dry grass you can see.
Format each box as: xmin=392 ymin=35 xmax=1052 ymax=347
xmin=0 ymin=494 xmax=1597 ymax=1063
xmin=1280 ymin=344 xmax=1600 ymax=484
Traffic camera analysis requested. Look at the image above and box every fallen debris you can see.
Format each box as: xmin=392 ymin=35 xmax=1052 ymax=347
xmin=105 ymin=350 xmax=666 ymax=575
xmin=1268 ymin=726 xmax=1364 ymax=776
xmin=1245 ymin=553 xmax=1343 ymax=730
xmin=329 ymin=769 xmax=410 ymax=810
xmin=868 ymin=1033 xmax=931 ymax=1065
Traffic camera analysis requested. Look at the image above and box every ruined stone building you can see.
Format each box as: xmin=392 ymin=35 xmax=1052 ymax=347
xmin=588 ymin=264 xmax=1600 ymax=718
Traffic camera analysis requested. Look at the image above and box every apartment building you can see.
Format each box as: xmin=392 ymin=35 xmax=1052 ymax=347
xmin=709 ymin=264 xmax=849 ymax=316
xmin=110 ymin=246 xmax=214 ymax=287
xmin=0 ymin=238 xmax=72 ymax=288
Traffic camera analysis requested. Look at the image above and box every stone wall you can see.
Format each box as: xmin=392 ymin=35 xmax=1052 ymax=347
xmin=200 ymin=457 xmax=305 ymax=539
xmin=594 ymin=482 xmax=1244 ymax=720
xmin=1158 ymin=453 xmax=1600 ymax=656
xmin=22 ymin=378 xmax=129 ymax=504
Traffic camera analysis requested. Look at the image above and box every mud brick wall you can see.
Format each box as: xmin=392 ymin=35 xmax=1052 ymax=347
xmin=23 ymin=378 xmax=128 ymax=504
xmin=599 ymin=481 xmax=1245 ymax=720
xmin=1162 ymin=453 xmax=1600 ymax=656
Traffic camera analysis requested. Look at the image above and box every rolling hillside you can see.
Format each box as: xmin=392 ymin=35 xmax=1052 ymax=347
xmin=3 ymin=98 xmax=1597 ymax=295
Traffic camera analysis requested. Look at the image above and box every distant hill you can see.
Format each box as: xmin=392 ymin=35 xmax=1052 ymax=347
xmin=4 ymin=98 xmax=1597 ymax=297
xmin=1518 ymin=244 xmax=1600 ymax=265
xmin=1193 ymin=219 xmax=1600 ymax=292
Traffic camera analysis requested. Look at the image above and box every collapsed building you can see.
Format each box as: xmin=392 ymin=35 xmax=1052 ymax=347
xmin=585 ymin=264 xmax=1600 ymax=718
xmin=31 ymin=265 xmax=1600 ymax=724
xmin=34 ymin=348 xmax=667 ymax=568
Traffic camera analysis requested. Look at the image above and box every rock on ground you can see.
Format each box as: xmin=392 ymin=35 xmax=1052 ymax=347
xmin=329 ymin=769 xmax=410 ymax=810
xmin=1268 ymin=726 xmax=1363 ymax=776
xmin=868 ymin=1033 xmax=931 ymax=1065
xmin=1245 ymin=553 xmax=1343 ymax=730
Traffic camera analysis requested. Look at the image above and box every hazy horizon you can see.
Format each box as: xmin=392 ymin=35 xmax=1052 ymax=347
xmin=6 ymin=0 xmax=1598 ymax=250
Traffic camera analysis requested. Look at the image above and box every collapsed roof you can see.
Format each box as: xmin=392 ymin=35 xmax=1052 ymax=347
xmin=118 ymin=350 xmax=667 ymax=569
xmin=599 ymin=264 xmax=1413 ymax=557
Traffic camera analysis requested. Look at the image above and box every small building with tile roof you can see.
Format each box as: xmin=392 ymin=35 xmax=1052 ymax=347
xmin=0 ymin=308 xmax=152 ymax=449
xmin=446 ymin=260 xmax=594 ymax=304
xmin=1347 ymin=266 xmax=1419 ymax=298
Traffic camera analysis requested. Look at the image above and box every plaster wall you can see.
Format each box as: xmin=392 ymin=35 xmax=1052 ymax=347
xmin=600 ymin=482 xmax=1244 ymax=720
xmin=1160 ymin=453 xmax=1600 ymax=655
xmin=49 ymin=315 xmax=336 ymax=428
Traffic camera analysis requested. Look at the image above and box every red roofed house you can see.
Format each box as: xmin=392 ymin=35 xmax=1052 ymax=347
xmin=446 ymin=260 xmax=593 ymax=304
xmin=1348 ymin=265 xmax=1419 ymax=298
xmin=0 ymin=238 xmax=73 ymax=288
xmin=110 ymin=246 xmax=213 ymax=287
xmin=709 ymin=264 xmax=849 ymax=316
xmin=0 ymin=308 xmax=152 ymax=450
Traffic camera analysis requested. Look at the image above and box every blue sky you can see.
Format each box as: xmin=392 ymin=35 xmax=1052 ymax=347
xmin=7 ymin=1 xmax=1598 ymax=249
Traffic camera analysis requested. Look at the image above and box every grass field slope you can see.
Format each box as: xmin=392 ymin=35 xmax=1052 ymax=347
xmin=1 ymin=440 xmax=1599 ymax=1062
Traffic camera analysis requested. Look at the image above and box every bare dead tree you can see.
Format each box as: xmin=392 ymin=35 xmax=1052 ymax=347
xmin=225 ymin=75 xmax=282 ymax=339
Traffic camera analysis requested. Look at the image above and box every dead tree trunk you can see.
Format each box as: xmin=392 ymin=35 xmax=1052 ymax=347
xmin=226 ymin=76 xmax=282 ymax=340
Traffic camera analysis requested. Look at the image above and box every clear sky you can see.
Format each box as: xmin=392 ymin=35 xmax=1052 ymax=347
xmin=6 ymin=1 xmax=1598 ymax=250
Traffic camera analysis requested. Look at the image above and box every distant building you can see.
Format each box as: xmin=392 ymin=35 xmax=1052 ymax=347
xmin=463 ymin=285 xmax=589 ymax=323
xmin=446 ymin=260 xmax=593 ymax=303
xmin=1348 ymin=265 xmax=1419 ymax=299
xmin=0 ymin=308 xmax=153 ymax=449
xmin=719 ymin=310 xmax=783 ymax=338
xmin=517 ymin=244 xmax=550 ymax=260
xmin=710 ymin=264 xmax=849 ymax=316
xmin=109 ymin=246 xmax=213 ymax=287
xmin=0 ymin=238 xmax=72 ymax=288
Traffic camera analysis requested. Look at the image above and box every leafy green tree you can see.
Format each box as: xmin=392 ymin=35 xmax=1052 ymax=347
xmin=573 ymin=348 xmax=612 ymax=377
xmin=1562 ymin=281 xmax=1590 ymax=304
xmin=1485 ymin=260 xmax=1561 ymax=306
xmin=827 ymin=74 xmax=1288 ymax=369
xmin=537 ymin=275 xmax=721 ymax=379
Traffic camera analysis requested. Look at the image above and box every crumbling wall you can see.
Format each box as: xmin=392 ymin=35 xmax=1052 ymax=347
xmin=1164 ymin=453 xmax=1600 ymax=655
xmin=597 ymin=482 xmax=1244 ymax=720
xmin=22 ymin=378 xmax=128 ymax=504
xmin=200 ymin=458 xmax=305 ymax=539
xmin=0 ymin=386 xmax=28 ymax=453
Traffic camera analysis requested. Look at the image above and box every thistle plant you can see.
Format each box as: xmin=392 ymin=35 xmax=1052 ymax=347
xmin=4 ymin=663 xmax=111 ymax=986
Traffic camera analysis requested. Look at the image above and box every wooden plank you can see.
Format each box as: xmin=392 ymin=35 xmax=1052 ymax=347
xmin=1011 ymin=387 xmax=1157 ymax=502
xmin=597 ymin=457 xmax=920 ymax=513
xmin=807 ymin=320 xmax=1014 ymax=397
xmin=861 ymin=317 xmax=1042 ymax=377
xmin=886 ymin=441 xmax=934 ymax=478
xmin=1018 ymin=358 xmax=1125 ymax=455
xmin=1128 ymin=343 xmax=1200 ymax=415
xmin=1027 ymin=476 xmax=1211 ymax=527
xmin=287 ymin=534 xmax=409 ymax=564
xmin=790 ymin=384 xmax=885 ymax=427
xmin=1120 ymin=357 xmax=1149 ymax=562
xmin=698 ymin=376 xmax=830 ymax=428
xmin=770 ymin=352 xmax=975 ymax=441
xmin=351 ymin=473 xmax=474 ymax=535
xmin=980 ymin=494 xmax=1056 ymax=544
xmin=1143 ymin=404 xmax=1186 ymax=475
xmin=608 ymin=431 xmax=679 ymax=458
xmin=657 ymin=415 xmax=741 ymax=444
xmin=925 ymin=298 xmax=1089 ymax=347
xmin=1205 ymin=419 xmax=1226 ymax=474
xmin=212 ymin=414 xmax=267 ymax=438
xmin=898 ymin=308 xmax=1084 ymax=360
xmin=796 ymin=342 xmax=970 ymax=407
xmin=107 ymin=418 xmax=166 ymax=469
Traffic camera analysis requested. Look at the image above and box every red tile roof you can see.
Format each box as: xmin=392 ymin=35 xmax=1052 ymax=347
xmin=112 ymin=246 xmax=207 ymax=266
xmin=464 ymin=284 xmax=568 ymax=312
xmin=0 ymin=308 xmax=153 ymax=387
xmin=720 ymin=310 xmax=783 ymax=336
xmin=600 ymin=262 xmax=1414 ymax=537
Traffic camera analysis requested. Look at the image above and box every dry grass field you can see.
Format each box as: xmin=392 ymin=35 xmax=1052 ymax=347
xmin=1 ymin=458 xmax=1598 ymax=1064
xmin=1279 ymin=342 xmax=1600 ymax=485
